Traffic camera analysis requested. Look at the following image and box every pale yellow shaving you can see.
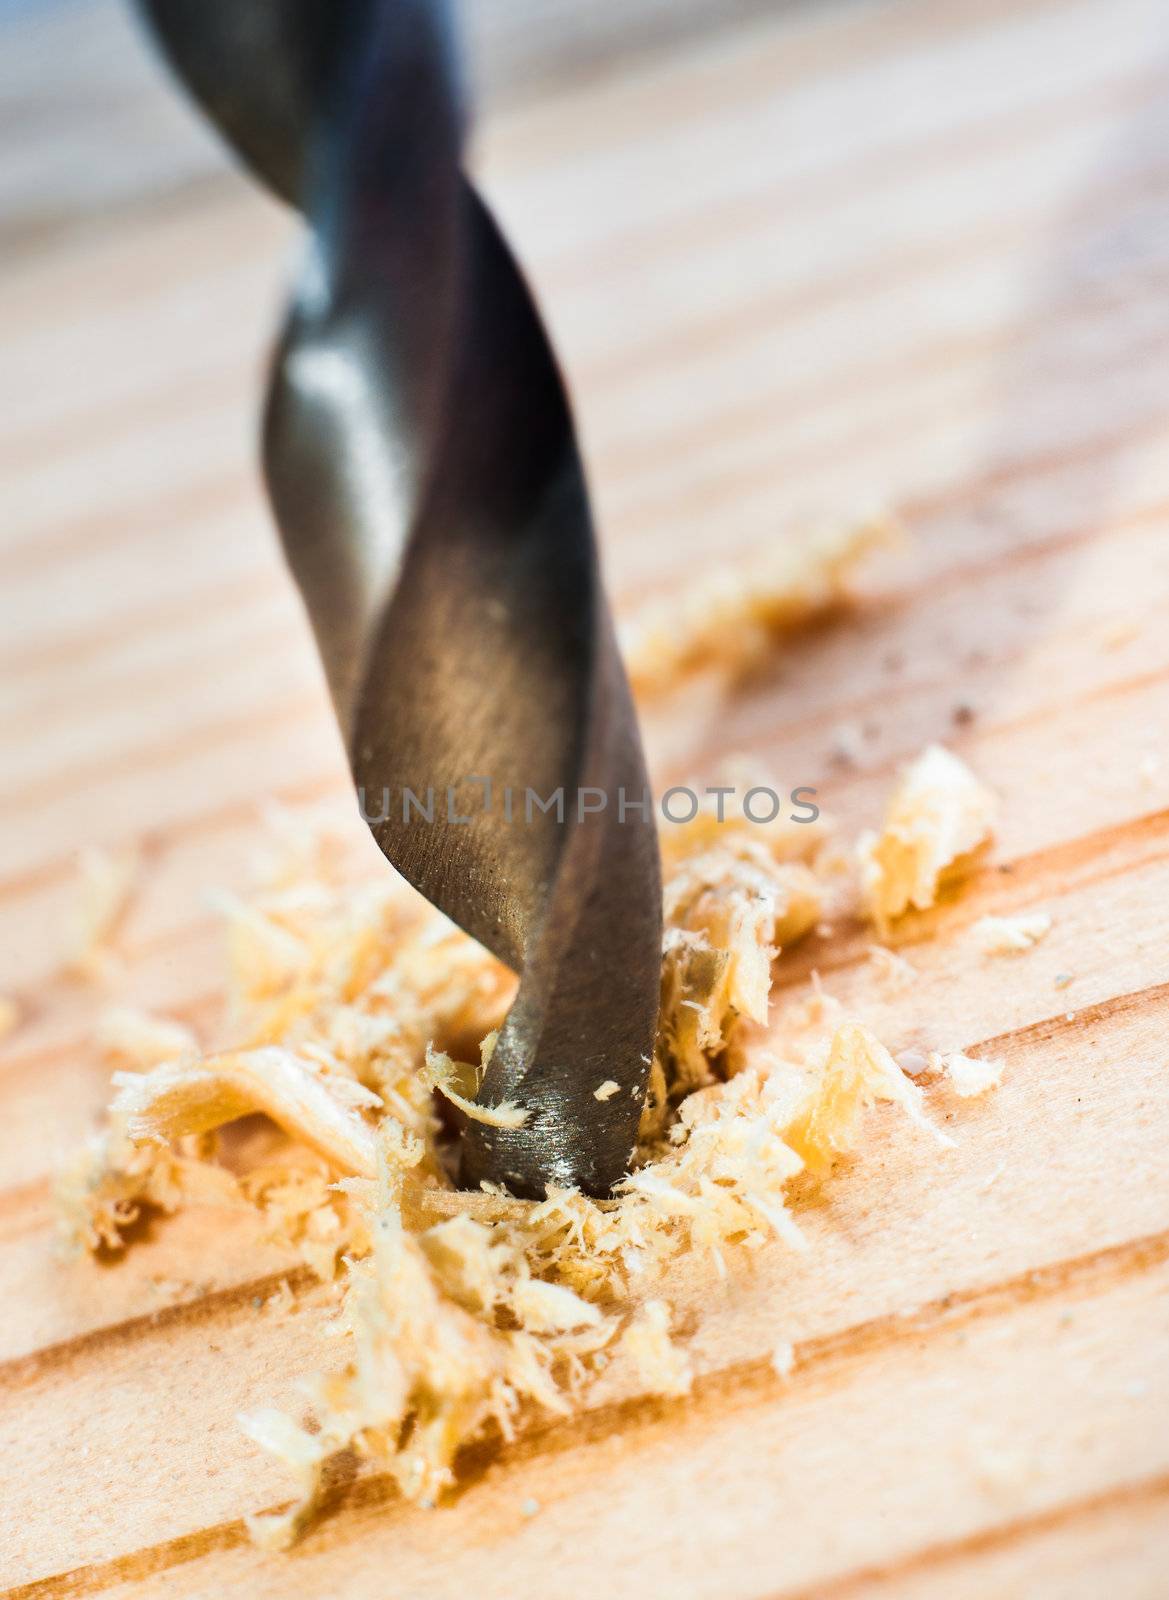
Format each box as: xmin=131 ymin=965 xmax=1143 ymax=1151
xmin=786 ymin=1022 xmax=953 ymax=1173
xmin=858 ymin=745 xmax=998 ymax=933
xmin=110 ymin=1048 xmax=380 ymax=1177
xmin=57 ymin=1127 xmax=241 ymax=1255
xmin=239 ymin=1409 xmax=328 ymax=1552
xmin=619 ymin=1300 xmax=693 ymax=1397
xmin=423 ymin=1043 xmax=530 ymax=1130
xmin=930 ymin=1049 xmax=1005 ymax=1097
xmin=972 ymin=913 xmax=1052 ymax=955
xmin=621 ymin=511 xmax=904 ymax=697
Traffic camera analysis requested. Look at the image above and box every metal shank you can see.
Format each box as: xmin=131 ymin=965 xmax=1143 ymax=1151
xmin=137 ymin=0 xmax=662 ymax=1195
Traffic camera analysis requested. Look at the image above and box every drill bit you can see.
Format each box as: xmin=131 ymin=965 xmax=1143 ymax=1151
xmin=137 ymin=0 xmax=662 ymax=1196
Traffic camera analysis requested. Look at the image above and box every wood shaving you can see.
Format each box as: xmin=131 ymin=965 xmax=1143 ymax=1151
xmin=858 ymin=745 xmax=998 ymax=933
xmin=621 ymin=510 xmax=903 ymax=697
xmin=424 ymin=1043 xmax=530 ymax=1130
xmin=930 ymin=1049 xmax=1005 ymax=1097
xmin=786 ymin=1023 xmax=953 ymax=1173
xmin=239 ymin=1408 xmax=329 ymax=1550
xmin=655 ymin=836 xmax=823 ymax=1106
xmin=109 ymin=1049 xmax=381 ymax=1174
xmin=263 ymin=1278 xmax=297 ymax=1316
xmin=66 ymin=844 xmax=139 ymax=981
xmin=619 ymin=1300 xmax=693 ymax=1397
xmin=58 ymin=1125 xmax=242 ymax=1255
xmin=96 ymin=1006 xmax=199 ymax=1070
xmin=971 ymin=913 xmax=1051 ymax=955
xmin=62 ymin=749 xmax=996 ymax=1548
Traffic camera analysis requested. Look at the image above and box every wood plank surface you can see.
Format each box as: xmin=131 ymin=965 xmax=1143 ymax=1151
xmin=2 ymin=0 xmax=1169 ymax=1594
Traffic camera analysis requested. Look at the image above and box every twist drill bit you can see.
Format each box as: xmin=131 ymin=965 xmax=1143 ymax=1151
xmin=137 ymin=0 xmax=662 ymax=1196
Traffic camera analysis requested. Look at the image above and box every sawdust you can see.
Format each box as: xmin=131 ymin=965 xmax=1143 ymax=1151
xmin=619 ymin=1301 xmax=693 ymax=1397
xmin=60 ymin=759 xmax=991 ymax=1547
xmin=971 ymin=912 xmax=1051 ymax=955
xmin=621 ymin=510 xmax=904 ymax=696
xmin=59 ymin=521 xmax=1007 ymax=1547
xmin=930 ymin=1049 xmax=1005 ymax=1097
xmin=858 ymin=744 xmax=998 ymax=934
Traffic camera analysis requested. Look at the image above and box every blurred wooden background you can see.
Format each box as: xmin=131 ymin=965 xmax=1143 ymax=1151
xmin=2 ymin=0 xmax=1169 ymax=1594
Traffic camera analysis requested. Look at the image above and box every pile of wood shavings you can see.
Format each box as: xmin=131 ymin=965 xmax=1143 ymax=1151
xmin=59 ymin=738 xmax=1002 ymax=1550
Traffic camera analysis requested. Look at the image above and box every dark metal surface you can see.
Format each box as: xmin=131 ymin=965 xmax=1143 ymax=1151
xmin=136 ymin=0 xmax=662 ymax=1196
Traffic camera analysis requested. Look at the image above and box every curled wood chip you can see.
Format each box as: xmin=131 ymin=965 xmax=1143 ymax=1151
xmin=111 ymin=1048 xmax=379 ymax=1176
xmin=511 ymin=1277 xmax=604 ymax=1334
xmin=57 ymin=1129 xmax=241 ymax=1255
xmin=423 ymin=1044 xmax=530 ymax=1130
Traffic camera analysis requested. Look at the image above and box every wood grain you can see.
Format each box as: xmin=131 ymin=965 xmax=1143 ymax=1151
xmin=2 ymin=0 xmax=1168 ymax=1592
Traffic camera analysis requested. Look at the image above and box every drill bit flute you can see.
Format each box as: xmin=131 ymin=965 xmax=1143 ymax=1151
xmin=138 ymin=0 xmax=662 ymax=1196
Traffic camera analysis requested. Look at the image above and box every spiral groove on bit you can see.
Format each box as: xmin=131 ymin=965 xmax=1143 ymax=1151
xmin=138 ymin=0 xmax=662 ymax=1196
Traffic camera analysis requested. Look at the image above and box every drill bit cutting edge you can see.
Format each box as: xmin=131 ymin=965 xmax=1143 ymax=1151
xmin=138 ymin=0 xmax=662 ymax=1197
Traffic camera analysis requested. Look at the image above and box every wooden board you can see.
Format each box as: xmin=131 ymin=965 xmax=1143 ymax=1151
xmin=3 ymin=0 xmax=1169 ymax=1593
